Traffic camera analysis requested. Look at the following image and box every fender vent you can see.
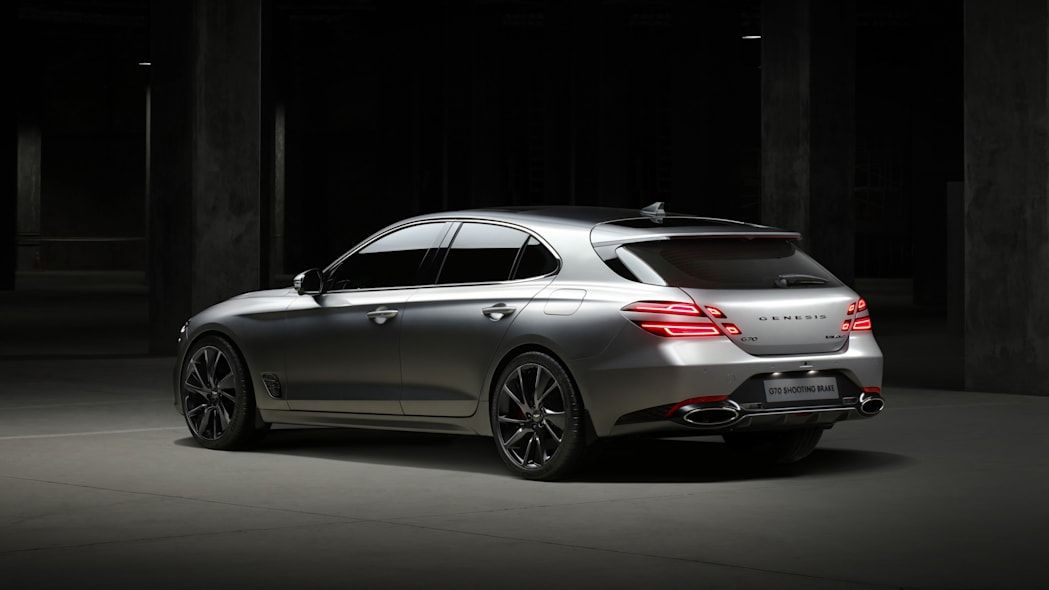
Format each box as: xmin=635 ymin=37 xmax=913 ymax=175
xmin=261 ymin=373 xmax=282 ymax=398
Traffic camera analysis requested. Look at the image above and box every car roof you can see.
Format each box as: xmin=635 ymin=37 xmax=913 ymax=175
xmin=403 ymin=206 xmax=801 ymax=244
xmin=407 ymin=205 xmax=783 ymax=231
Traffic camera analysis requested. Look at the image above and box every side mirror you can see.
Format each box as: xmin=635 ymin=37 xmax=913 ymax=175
xmin=293 ymin=268 xmax=324 ymax=295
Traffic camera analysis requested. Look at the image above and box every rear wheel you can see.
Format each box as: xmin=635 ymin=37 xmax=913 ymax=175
xmin=723 ymin=427 xmax=823 ymax=464
xmin=490 ymin=352 xmax=587 ymax=481
xmin=180 ymin=335 xmax=266 ymax=450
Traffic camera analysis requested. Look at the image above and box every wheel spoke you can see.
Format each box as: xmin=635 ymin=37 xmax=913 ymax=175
xmin=516 ymin=367 xmax=527 ymax=405
xmin=503 ymin=427 xmax=531 ymax=448
xmin=186 ymin=403 xmax=207 ymax=418
xmin=497 ymin=415 xmax=525 ymax=424
xmin=188 ymin=360 xmax=206 ymax=388
xmin=502 ymin=385 xmax=530 ymax=415
xmin=196 ymin=407 xmax=212 ymax=436
xmin=543 ymin=420 xmax=562 ymax=443
xmin=184 ymin=382 xmax=210 ymax=397
xmin=219 ymin=391 xmax=237 ymax=404
xmin=535 ymin=381 xmax=558 ymax=408
xmin=522 ymin=433 xmax=535 ymax=465
xmin=216 ymin=372 xmax=235 ymax=391
xmin=544 ymin=409 xmax=566 ymax=432
xmin=216 ymin=403 xmax=230 ymax=429
xmin=206 ymin=350 xmax=222 ymax=388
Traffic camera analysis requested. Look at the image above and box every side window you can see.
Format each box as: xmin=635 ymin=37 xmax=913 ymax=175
xmin=513 ymin=237 xmax=558 ymax=279
xmin=327 ymin=222 xmax=447 ymax=290
xmin=437 ymin=223 xmax=528 ymax=284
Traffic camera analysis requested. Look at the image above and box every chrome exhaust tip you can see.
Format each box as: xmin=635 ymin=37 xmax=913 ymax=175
xmin=682 ymin=404 xmax=740 ymax=427
xmin=858 ymin=393 xmax=885 ymax=416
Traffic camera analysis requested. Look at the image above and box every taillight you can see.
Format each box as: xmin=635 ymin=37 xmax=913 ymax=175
xmin=638 ymin=322 xmax=721 ymax=337
xmin=624 ymin=300 xmax=725 ymax=338
xmin=621 ymin=301 xmax=702 ymax=316
xmin=721 ymin=323 xmax=742 ymax=335
xmin=845 ymin=298 xmax=872 ymax=332
xmin=704 ymin=306 xmax=726 ymax=318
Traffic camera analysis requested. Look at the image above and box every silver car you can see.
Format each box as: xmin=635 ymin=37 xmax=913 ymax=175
xmin=174 ymin=204 xmax=883 ymax=480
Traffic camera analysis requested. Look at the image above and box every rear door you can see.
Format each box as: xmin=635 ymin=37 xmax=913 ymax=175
xmin=399 ymin=222 xmax=558 ymax=416
xmin=619 ymin=238 xmax=855 ymax=355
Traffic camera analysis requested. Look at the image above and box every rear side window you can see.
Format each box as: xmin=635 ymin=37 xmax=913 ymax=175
xmin=438 ymin=223 xmax=528 ymax=284
xmin=513 ymin=237 xmax=558 ymax=279
xmin=618 ymin=238 xmax=840 ymax=289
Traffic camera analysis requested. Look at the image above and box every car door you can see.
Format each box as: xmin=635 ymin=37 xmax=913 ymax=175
xmin=283 ymin=221 xmax=450 ymax=414
xmin=399 ymin=222 xmax=560 ymax=417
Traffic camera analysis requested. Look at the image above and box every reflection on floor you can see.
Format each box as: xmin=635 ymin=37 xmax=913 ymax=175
xmin=0 ymin=356 xmax=1046 ymax=588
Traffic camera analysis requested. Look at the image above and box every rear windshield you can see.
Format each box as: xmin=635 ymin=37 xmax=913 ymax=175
xmin=617 ymin=238 xmax=840 ymax=289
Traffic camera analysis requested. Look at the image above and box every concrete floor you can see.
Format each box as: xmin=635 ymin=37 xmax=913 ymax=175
xmin=1 ymin=356 xmax=1047 ymax=589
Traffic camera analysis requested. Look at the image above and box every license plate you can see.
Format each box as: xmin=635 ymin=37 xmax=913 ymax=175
xmin=763 ymin=376 xmax=840 ymax=403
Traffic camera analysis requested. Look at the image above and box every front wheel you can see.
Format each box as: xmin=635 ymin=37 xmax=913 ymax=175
xmin=490 ymin=352 xmax=587 ymax=481
xmin=723 ymin=427 xmax=824 ymax=464
xmin=180 ymin=335 xmax=266 ymax=450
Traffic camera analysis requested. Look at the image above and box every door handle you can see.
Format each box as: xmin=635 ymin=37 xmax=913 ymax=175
xmin=366 ymin=307 xmax=399 ymax=325
xmin=482 ymin=304 xmax=516 ymax=321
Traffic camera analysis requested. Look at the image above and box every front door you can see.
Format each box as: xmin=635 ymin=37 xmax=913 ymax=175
xmin=283 ymin=221 xmax=450 ymax=414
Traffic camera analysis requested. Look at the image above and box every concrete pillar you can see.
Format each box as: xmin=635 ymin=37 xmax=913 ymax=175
xmin=672 ymin=1 xmax=741 ymax=219
xmin=761 ymin=0 xmax=856 ymax=284
xmin=3 ymin=3 xmax=19 ymax=290
xmin=911 ymin=1 xmax=962 ymax=308
xmin=963 ymin=1 xmax=1049 ymax=394
xmin=148 ymin=0 xmax=263 ymax=352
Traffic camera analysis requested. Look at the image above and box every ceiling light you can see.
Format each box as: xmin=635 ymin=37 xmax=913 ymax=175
xmin=742 ymin=35 xmax=761 ymax=40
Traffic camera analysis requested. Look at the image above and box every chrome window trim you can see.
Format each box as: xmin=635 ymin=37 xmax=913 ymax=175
xmin=321 ymin=218 xmax=562 ymax=294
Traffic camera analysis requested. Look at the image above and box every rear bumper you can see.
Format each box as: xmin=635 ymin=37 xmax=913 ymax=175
xmin=606 ymin=395 xmax=882 ymax=438
xmin=571 ymin=328 xmax=883 ymax=437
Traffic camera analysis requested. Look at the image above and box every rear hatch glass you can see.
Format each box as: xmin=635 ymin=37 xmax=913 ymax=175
xmin=616 ymin=238 xmax=853 ymax=355
xmin=620 ymin=238 xmax=840 ymax=290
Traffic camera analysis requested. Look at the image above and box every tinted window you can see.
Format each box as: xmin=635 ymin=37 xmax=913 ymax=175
xmin=438 ymin=223 xmax=528 ymax=284
xmin=620 ymin=239 xmax=840 ymax=289
xmin=328 ymin=223 xmax=446 ymax=290
xmin=513 ymin=237 xmax=558 ymax=279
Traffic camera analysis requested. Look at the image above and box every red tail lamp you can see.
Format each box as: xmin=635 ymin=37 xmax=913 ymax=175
xmin=852 ymin=316 xmax=872 ymax=331
xmin=638 ymin=322 xmax=721 ymax=338
xmin=704 ymin=306 xmax=726 ymax=319
xmin=622 ymin=301 xmax=702 ymax=316
xmin=721 ymin=323 xmax=742 ymax=335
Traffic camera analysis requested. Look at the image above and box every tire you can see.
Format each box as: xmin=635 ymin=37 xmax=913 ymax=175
xmin=490 ymin=352 xmax=587 ymax=481
xmin=179 ymin=335 xmax=267 ymax=450
xmin=723 ymin=427 xmax=824 ymax=464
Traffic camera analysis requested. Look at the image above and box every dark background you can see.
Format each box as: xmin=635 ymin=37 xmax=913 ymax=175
xmin=4 ymin=0 xmax=1046 ymax=396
